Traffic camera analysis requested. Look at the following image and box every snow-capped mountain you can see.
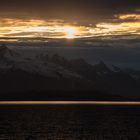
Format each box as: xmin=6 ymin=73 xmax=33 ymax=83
xmin=0 ymin=44 xmax=18 ymax=70
xmin=46 ymin=54 xmax=140 ymax=97
xmin=0 ymin=45 xmax=96 ymax=94
xmin=0 ymin=45 xmax=81 ymax=79
xmin=0 ymin=44 xmax=140 ymax=99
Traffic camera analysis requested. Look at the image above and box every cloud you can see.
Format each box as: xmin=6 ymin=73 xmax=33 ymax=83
xmin=0 ymin=17 xmax=139 ymax=39
xmin=0 ymin=0 xmax=139 ymax=22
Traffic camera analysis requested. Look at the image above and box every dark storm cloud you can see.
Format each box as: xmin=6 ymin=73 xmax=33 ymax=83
xmin=0 ymin=0 xmax=139 ymax=22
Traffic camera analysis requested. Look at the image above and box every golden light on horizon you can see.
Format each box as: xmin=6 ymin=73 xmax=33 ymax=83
xmin=0 ymin=18 xmax=139 ymax=39
xmin=118 ymin=14 xmax=140 ymax=20
xmin=63 ymin=26 xmax=77 ymax=39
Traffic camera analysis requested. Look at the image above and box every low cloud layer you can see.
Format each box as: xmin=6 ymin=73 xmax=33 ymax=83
xmin=0 ymin=0 xmax=139 ymax=39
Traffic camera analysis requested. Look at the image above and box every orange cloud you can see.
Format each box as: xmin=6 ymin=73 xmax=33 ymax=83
xmin=0 ymin=18 xmax=139 ymax=39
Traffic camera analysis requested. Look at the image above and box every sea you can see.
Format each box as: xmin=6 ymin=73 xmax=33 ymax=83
xmin=0 ymin=104 xmax=139 ymax=140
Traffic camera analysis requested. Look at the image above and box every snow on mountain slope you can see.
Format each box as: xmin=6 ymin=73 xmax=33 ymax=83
xmin=0 ymin=45 xmax=82 ymax=79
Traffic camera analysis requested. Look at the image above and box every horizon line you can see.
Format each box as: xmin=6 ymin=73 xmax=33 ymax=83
xmin=0 ymin=101 xmax=140 ymax=105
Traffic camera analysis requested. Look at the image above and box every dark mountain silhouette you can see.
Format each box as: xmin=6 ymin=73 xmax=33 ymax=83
xmin=0 ymin=45 xmax=139 ymax=100
xmin=0 ymin=45 xmax=107 ymax=100
xmin=49 ymin=53 xmax=140 ymax=98
xmin=0 ymin=44 xmax=18 ymax=58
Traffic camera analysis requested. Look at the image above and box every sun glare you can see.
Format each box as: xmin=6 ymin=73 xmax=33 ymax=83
xmin=63 ymin=26 xmax=77 ymax=39
xmin=0 ymin=18 xmax=140 ymax=39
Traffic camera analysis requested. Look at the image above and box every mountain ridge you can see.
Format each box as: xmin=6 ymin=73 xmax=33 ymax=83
xmin=0 ymin=45 xmax=140 ymax=99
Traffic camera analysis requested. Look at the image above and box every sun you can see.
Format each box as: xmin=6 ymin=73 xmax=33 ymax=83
xmin=63 ymin=26 xmax=77 ymax=39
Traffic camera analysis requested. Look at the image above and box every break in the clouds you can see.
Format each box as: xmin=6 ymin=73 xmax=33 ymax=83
xmin=0 ymin=0 xmax=139 ymax=39
xmin=0 ymin=17 xmax=139 ymax=39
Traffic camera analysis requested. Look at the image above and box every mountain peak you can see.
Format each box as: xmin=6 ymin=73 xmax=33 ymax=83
xmin=93 ymin=60 xmax=112 ymax=74
xmin=97 ymin=60 xmax=109 ymax=69
xmin=0 ymin=44 xmax=18 ymax=59
xmin=99 ymin=60 xmax=106 ymax=66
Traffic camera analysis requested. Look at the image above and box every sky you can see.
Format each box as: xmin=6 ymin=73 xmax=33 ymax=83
xmin=0 ymin=0 xmax=139 ymax=38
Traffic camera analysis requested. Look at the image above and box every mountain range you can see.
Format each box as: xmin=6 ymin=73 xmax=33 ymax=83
xmin=0 ymin=45 xmax=140 ymax=100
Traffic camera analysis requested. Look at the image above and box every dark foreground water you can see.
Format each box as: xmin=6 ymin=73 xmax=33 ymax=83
xmin=0 ymin=105 xmax=140 ymax=140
